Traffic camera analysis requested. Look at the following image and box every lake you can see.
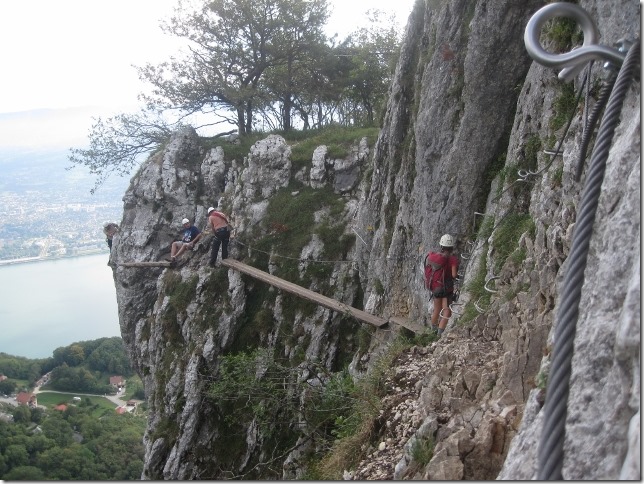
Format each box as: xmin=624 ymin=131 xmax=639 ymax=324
xmin=0 ymin=253 xmax=121 ymax=359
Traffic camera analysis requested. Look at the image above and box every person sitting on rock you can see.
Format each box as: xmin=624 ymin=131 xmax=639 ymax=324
xmin=169 ymin=218 xmax=202 ymax=263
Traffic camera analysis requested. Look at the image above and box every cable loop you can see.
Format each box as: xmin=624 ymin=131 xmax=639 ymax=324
xmin=449 ymin=302 xmax=464 ymax=316
xmin=484 ymin=276 xmax=499 ymax=294
xmin=524 ymin=2 xmax=626 ymax=82
xmin=474 ymin=297 xmax=489 ymax=314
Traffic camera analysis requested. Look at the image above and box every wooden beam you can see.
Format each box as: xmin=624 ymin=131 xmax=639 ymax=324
xmin=119 ymin=261 xmax=173 ymax=268
xmin=221 ymin=259 xmax=425 ymax=333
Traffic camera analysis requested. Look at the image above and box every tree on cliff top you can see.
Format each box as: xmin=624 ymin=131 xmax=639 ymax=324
xmin=137 ymin=0 xmax=330 ymax=135
xmin=68 ymin=0 xmax=401 ymax=191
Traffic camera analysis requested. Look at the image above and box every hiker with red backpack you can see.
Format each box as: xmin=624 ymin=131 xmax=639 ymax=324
xmin=207 ymin=204 xmax=233 ymax=267
xmin=424 ymin=234 xmax=459 ymax=337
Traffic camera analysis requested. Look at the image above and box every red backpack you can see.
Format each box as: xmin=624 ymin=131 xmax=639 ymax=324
xmin=424 ymin=251 xmax=451 ymax=297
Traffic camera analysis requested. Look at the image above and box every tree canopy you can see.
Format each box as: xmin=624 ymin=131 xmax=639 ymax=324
xmin=68 ymin=0 xmax=402 ymax=190
xmin=0 ymin=407 xmax=145 ymax=480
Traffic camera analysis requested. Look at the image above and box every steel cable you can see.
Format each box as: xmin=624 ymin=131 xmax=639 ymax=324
xmin=575 ymin=72 xmax=618 ymax=181
xmin=537 ymin=39 xmax=639 ymax=480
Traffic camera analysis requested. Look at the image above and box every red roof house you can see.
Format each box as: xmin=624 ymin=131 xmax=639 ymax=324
xmin=16 ymin=392 xmax=37 ymax=407
xmin=109 ymin=376 xmax=125 ymax=387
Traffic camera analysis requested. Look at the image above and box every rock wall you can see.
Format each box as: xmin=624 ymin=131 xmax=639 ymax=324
xmin=109 ymin=0 xmax=640 ymax=479
xmin=348 ymin=0 xmax=640 ymax=479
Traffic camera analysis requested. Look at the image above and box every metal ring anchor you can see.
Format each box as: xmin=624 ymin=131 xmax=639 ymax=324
xmin=524 ymin=2 xmax=626 ymax=82
xmin=450 ymin=302 xmax=464 ymax=315
xmin=474 ymin=296 xmax=489 ymax=314
xmin=484 ymin=276 xmax=499 ymax=294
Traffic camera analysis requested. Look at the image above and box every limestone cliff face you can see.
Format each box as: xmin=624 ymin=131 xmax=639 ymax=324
xmin=110 ymin=0 xmax=639 ymax=480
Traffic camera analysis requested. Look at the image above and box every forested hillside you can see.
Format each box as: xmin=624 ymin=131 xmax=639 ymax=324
xmin=0 ymin=337 xmax=146 ymax=480
xmin=0 ymin=337 xmax=135 ymax=394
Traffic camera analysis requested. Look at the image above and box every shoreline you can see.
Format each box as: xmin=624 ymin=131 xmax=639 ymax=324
xmin=0 ymin=249 xmax=109 ymax=267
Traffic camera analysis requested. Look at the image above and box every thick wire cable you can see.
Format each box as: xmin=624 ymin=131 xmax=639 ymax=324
xmin=576 ymin=72 xmax=618 ymax=181
xmin=537 ymin=39 xmax=639 ymax=480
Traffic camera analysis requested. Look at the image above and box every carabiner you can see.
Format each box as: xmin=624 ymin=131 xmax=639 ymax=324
xmin=524 ymin=2 xmax=626 ymax=82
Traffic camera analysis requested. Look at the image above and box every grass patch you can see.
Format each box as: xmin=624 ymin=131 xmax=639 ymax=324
xmin=477 ymin=215 xmax=495 ymax=241
xmin=168 ymin=275 xmax=199 ymax=314
xmin=411 ymin=435 xmax=435 ymax=466
xmin=550 ymin=82 xmax=577 ymax=131
xmin=492 ymin=214 xmax=535 ymax=273
xmin=150 ymin=416 xmax=180 ymax=444
xmin=543 ymin=14 xmax=583 ymax=53
xmin=524 ymin=135 xmax=541 ymax=172
xmin=200 ymin=125 xmax=379 ymax=173
xmin=459 ymin=252 xmax=489 ymax=325
xmin=316 ymin=223 xmax=356 ymax=261
xmin=261 ymin=184 xmax=345 ymax=257
xmin=286 ymin=126 xmax=379 ymax=172
xmin=200 ymin=132 xmax=266 ymax=162
xmin=36 ymin=392 xmax=117 ymax=416
xmin=373 ymin=278 xmax=385 ymax=296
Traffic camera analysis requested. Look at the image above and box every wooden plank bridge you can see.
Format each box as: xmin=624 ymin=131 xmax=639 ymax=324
xmin=221 ymin=259 xmax=424 ymax=333
xmin=118 ymin=258 xmax=425 ymax=333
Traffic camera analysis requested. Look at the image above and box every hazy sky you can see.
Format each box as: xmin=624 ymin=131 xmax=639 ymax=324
xmin=0 ymin=0 xmax=416 ymax=114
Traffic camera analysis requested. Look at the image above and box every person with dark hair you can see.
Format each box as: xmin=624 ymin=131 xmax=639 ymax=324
xmin=207 ymin=204 xmax=233 ymax=267
xmin=424 ymin=234 xmax=459 ymax=337
xmin=103 ymin=223 xmax=119 ymax=251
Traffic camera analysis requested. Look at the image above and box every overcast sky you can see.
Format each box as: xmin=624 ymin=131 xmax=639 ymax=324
xmin=0 ymin=0 xmax=415 ymax=112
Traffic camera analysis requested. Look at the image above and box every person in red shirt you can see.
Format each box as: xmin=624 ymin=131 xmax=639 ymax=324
xmin=427 ymin=234 xmax=459 ymax=337
xmin=207 ymin=204 xmax=233 ymax=266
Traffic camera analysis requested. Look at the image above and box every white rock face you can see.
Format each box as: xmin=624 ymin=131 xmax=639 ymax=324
xmin=241 ymin=134 xmax=291 ymax=199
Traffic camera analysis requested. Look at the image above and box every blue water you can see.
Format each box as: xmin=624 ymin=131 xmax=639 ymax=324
xmin=0 ymin=253 xmax=121 ymax=359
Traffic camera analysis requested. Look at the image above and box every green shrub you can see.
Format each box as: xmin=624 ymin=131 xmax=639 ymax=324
xmin=150 ymin=416 xmax=179 ymax=444
xmin=311 ymin=336 xmax=425 ymax=478
xmin=168 ymin=275 xmax=198 ymax=314
xmin=492 ymin=214 xmax=535 ymax=273
xmin=260 ymin=184 xmax=345 ymax=261
xmin=373 ymin=278 xmax=385 ymax=296
xmin=543 ymin=15 xmax=583 ymax=53
xmin=411 ymin=435 xmax=435 ymax=466
xmin=535 ymin=368 xmax=548 ymax=390
xmin=208 ymin=349 xmax=297 ymax=437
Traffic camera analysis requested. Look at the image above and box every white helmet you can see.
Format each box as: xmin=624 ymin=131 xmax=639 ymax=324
xmin=439 ymin=234 xmax=454 ymax=248
xmin=207 ymin=207 xmax=215 ymax=214
xmin=182 ymin=218 xmax=190 ymax=225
